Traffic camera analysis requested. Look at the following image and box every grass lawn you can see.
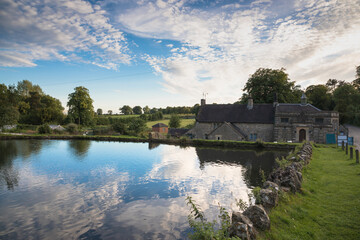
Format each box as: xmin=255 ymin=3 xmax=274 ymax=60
xmin=146 ymin=118 xmax=195 ymax=128
xmin=260 ymin=145 xmax=360 ymax=240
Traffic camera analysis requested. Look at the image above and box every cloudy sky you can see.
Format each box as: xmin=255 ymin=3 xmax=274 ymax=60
xmin=1 ymin=0 xmax=359 ymax=112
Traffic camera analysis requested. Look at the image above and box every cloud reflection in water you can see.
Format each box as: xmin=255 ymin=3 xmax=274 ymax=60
xmin=0 ymin=140 xmax=284 ymax=239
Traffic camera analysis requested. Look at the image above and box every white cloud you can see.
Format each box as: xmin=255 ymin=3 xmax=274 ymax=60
xmin=118 ymin=0 xmax=360 ymax=103
xmin=0 ymin=0 xmax=130 ymax=69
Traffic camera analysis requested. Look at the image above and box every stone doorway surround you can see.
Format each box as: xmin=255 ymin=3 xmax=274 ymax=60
xmin=295 ymin=126 xmax=309 ymax=142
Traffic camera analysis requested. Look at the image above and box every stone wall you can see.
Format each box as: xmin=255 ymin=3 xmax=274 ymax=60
xmin=234 ymin=123 xmax=274 ymax=142
xmin=230 ymin=142 xmax=313 ymax=239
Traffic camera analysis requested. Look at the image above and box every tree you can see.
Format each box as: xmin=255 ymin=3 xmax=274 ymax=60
xmin=305 ymin=85 xmax=332 ymax=110
xmin=353 ymin=65 xmax=360 ymax=91
xmin=241 ymin=68 xmax=301 ymax=103
xmin=169 ymin=114 xmax=181 ymax=128
xmin=120 ymin=105 xmax=133 ymax=115
xmin=143 ymin=105 xmax=150 ymax=114
xmin=128 ymin=119 xmax=146 ymax=135
xmin=39 ymin=95 xmax=64 ymax=124
xmin=16 ymin=80 xmax=43 ymax=97
xmin=333 ymin=83 xmax=360 ymax=123
xmin=133 ymin=106 xmax=142 ymax=115
xmin=108 ymin=110 xmax=112 ymax=115
xmin=0 ymin=84 xmax=19 ymax=127
xmin=97 ymin=108 xmax=103 ymax=115
xmin=67 ymin=86 xmax=94 ymax=126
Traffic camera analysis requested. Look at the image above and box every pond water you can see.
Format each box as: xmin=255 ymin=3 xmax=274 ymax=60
xmin=0 ymin=140 xmax=288 ymax=240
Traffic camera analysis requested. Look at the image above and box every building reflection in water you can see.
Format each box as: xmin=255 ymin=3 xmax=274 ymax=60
xmin=0 ymin=140 xmax=288 ymax=239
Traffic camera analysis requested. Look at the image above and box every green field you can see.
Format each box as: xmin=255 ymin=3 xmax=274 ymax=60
xmin=146 ymin=118 xmax=195 ymax=128
xmin=260 ymin=145 xmax=360 ymax=240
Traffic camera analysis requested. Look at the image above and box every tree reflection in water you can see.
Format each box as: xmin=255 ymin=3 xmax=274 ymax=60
xmin=196 ymin=148 xmax=288 ymax=187
xmin=68 ymin=140 xmax=92 ymax=159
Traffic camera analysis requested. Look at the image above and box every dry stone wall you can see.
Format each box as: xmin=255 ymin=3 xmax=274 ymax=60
xmin=230 ymin=142 xmax=313 ymax=239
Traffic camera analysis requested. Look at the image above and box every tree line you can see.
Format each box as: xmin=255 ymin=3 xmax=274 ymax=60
xmin=96 ymin=104 xmax=200 ymax=116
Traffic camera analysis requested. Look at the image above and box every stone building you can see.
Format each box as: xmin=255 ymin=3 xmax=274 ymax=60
xmin=186 ymin=94 xmax=339 ymax=143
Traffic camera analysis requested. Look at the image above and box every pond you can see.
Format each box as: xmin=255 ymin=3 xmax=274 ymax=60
xmin=0 ymin=140 xmax=288 ymax=239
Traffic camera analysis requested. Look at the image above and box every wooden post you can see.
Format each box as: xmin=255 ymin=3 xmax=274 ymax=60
xmin=342 ymin=141 xmax=344 ymax=150
xmin=356 ymin=150 xmax=359 ymax=164
xmin=346 ymin=143 xmax=348 ymax=155
xmin=350 ymin=147 xmax=353 ymax=159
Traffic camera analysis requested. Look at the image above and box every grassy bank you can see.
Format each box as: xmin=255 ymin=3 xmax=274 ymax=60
xmin=260 ymin=145 xmax=360 ymax=240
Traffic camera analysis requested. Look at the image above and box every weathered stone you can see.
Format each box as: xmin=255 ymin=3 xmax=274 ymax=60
xmin=229 ymin=222 xmax=251 ymax=240
xmin=263 ymin=181 xmax=280 ymax=192
xmin=290 ymin=162 xmax=303 ymax=172
xmin=231 ymin=212 xmax=257 ymax=239
xmin=269 ymin=165 xmax=302 ymax=192
xmin=243 ymin=205 xmax=270 ymax=231
xmin=260 ymin=188 xmax=278 ymax=211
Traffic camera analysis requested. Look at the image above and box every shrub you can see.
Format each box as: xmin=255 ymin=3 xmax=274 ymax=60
xmin=37 ymin=124 xmax=52 ymax=134
xmin=112 ymin=121 xmax=128 ymax=134
xmin=186 ymin=196 xmax=235 ymax=239
xmin=169 ymin=114 xmax=181 ymax=128
xmin=66 ymin=123 xmax=78 ymax=134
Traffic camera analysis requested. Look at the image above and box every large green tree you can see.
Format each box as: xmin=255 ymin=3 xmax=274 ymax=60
xmin=353 ymin=65 xmax=360 ymax=91
xmin=0 ymin=84 xmax=19 ymax=127
xmin=132 ymin=106 xmax=143 ymax=115
xmin=120 ymin=105 xmax=133 ymax=115
xmin=67 ymin=86 xmax=94 ymax=126
xmin=333 ymin=83 xmax=360 ymax=124
xmin=241 ymin=68 xmax=301 ymax=103
xmin=16 ymin=80 xmax=43 ymax=97
xmin=305 ymin=85 xmax=333 ymax=110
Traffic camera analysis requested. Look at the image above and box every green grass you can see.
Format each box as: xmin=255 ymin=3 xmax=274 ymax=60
xmin=259 ymin=145 xmax=360 ymax=240
xmin=146 ymin=118 xmax=195 ymax=128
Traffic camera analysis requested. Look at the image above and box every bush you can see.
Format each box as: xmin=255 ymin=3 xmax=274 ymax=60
xmin=112 ymin=121 xmax=128 ymax=134
xmin=66 ymin=123 xmax=78 ymax=134
xmin=37 ymin=124 xmax=52 ymax=134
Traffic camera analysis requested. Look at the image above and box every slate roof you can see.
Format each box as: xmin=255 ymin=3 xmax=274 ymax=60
xmin=197 ymin=104 xmax=275 ymax=124
xmin=152 ymin=123 xmax=168 ymax=128
xmin=208 ymin=122 xmax=247 ymax=139
xmin=275 ymin=104 xmax=321 ymax=113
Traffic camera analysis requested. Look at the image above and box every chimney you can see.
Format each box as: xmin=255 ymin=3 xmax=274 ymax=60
xmin=201 ymin=98 xmax=206 ymax=106
xmin=247 ymin=94 xmax=253 ymax=110
xmin=301 ymin=93 xmax=307 ymax=105
xmin=273 ymin=92 xmax=278 ymax=107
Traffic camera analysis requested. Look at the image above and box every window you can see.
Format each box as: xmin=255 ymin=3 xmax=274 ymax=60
xmin=281 ymin=118 xmax=289 ymax=123
xmin=249 ymin=133 xmax=257 ymax=141
xmin=315 ymin=118 xmax=324 ymax=124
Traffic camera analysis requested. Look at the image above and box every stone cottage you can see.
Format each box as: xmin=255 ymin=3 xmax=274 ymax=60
xmin=186 ymin=94 xmax=339 ymax=143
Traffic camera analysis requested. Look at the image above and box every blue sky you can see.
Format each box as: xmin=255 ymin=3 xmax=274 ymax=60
xmin=1 ymin=0 xmax=359 ymax=113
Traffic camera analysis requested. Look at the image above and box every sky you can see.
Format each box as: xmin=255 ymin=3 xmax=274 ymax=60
xmin=1 ymin=0 xmax=360 ymax=113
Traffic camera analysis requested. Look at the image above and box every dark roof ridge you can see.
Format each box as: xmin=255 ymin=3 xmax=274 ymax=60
xmin=277 ymin=103 xmax=321 ymax=111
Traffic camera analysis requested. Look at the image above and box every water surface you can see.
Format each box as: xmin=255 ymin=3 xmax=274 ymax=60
xmin=0 ymin=140 xmax=287 ymax=239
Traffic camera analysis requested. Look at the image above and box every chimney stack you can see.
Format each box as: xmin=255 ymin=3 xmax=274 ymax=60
xmin=247 ymin=94 xmax=253 ymax=110
xmin=201 ymin=98 xmax=206 ymax=106
xmin=301 ymin=93 xmax=307 ymax=105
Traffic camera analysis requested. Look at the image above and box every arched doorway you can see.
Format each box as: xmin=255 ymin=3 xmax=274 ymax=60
xmin=299 ymin=129 xmax=306 ymax=142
